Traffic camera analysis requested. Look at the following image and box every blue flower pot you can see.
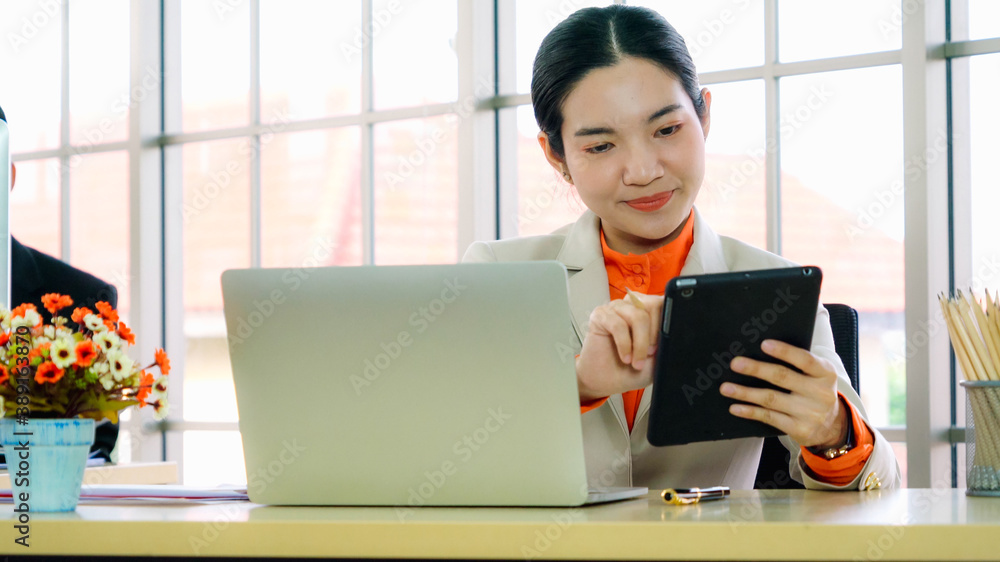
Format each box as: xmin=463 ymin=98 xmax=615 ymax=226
xmin=1 ymin=418 xmax=95 ymax=512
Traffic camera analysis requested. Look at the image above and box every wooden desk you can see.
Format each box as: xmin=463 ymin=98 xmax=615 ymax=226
xmin=0 ymin=461 xmax=177 ymax=488
xmin=1 ymin=489 xmax=999 ymax=560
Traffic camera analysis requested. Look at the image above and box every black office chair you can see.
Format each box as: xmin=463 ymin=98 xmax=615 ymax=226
xmin=752 ymin=303 xmax=860 ymax=489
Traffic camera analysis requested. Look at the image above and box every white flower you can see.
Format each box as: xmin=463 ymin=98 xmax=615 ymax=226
xmin=50 ymin=338 xmax=76 ymax=369
xmin=152 ymin=377 xmax=168 ymax=395
xmin=84 ymin=314 xmax=107 ymax=333
xmin=11 ymin=309 xmax=41 ymax=331
xmin=99 ymin=372 xmax=116 ymax=390
xmin=93 ymin=360 xmax=110 ymax=375
xmin=43 ymin=325 xmax=56 ymax=339
xmin=0 ymin=307 xmax=9 ymax=330
xmin=149 ymin=395 xmax=169 ymax=420
xmin=56 ymin=326 xmax=74 ymax=339
xmin=105 ymin=349 xmax=135 ymax=382
xmin=93 ymin=331 xmax=121 ymax=353
xmin=32 ymin=336 xmax=51 ymax=348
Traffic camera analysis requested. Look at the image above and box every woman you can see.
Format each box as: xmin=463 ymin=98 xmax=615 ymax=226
xmin=464 ymin=6 xmax=899 ymax=491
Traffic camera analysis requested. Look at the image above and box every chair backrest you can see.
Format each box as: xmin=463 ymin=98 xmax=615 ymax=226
xmin=753 ymin=303 xmax=860 ymax=489
xmin=824 ymin=303 xmax=860 ymax=394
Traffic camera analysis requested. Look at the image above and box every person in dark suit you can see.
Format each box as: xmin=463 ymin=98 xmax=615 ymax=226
xmin=2 ymin=103 xmax=119 ymax=460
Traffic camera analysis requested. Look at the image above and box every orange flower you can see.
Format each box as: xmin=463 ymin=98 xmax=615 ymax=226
xmin=95 ymin=301 xmax=119 ymax=324
xmin=34 ymin=361 xmax=65 ymax=384
xmin=11 ymin=303 xmax=37 ymax=319
xmin=75 ymin=340 xmax=98 ymax=367
xmin=154 ymin=348 xmax=171 ymax=375
xmin=118 ymin=322 xmax=136 ymax=345
xmin=71 ymin=307 xmax=94 ymax=325
xmin=28 ymin=342 xmax=51 ymax=361
xmin=0 ymin=365 xmax=9 ymax=385
xmin=0 ymin=332 xmax=9 ymax=347
xmin=136 ymin=371 xmax=154 ymax=405
xmin=41 ymin=293 xmax=74 ymax=315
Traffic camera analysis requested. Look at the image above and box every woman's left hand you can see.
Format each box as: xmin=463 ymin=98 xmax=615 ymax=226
xmin=721 ymin=339 xmax=849 ymax=449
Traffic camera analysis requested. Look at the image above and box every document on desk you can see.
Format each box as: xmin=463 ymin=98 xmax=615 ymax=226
xmin=0 ymin=484 xmax=248 ymax=502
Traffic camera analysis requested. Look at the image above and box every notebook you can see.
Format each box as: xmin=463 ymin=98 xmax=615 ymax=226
xmin=221 ymin=261 xmax=646 ymax=507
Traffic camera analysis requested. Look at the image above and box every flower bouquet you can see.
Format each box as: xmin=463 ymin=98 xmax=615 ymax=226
xmin=0 ymin=293 xmax=170 ymax=421
xmin=0 ymin=293 xmax=170 ymax=512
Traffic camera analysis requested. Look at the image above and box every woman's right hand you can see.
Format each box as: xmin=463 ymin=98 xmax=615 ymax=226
xmin=575 ymin=292 xmax=663 ymax=402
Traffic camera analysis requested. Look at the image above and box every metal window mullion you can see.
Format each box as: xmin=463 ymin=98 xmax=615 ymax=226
xmin=902 ymin=0 xmax=952 ymax=488
xmin=773 ymin=51 xmax=902 ymax=77
xmin=764 ymin=0 xmax=780 ymax=256
xmin=490 ymin=93 xmax=530 ymax=109
xmin=944 ymin=37 xmax=1000 ymax=58
xmin=947 ymin=0 xmax=974 ymax=489
xmin=361 ymin=0 xmax=374 ymax=265
xmin=700 ymin=67 xmax=766 ymax=85
xmin=456 ymin=0 xmax=498 ymax=255
xmin=161 ymin=0 xmax=185 ymax=472
xmin=496 ymin=0 xmax=517 ymax=239
xmin=129 ymin=0 xmax=167 ymax=464
xmin=250 ymin=0 xmax=262 ymax=269
xmin=13 ymin=142 xmax=131 ymax=163
xmin=949 ymin=427 xmax=967 ymax=444
xmin=155 ymin=101 xmax=468 ymax=148
xmin=60 ymin=2 xmax=71 ymax=262
xmin=876 ymin=427 xmax=907 ymax=442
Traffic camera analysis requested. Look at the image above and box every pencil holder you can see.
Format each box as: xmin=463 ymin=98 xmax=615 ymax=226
xmin=962 ymin=380 xmax=1000 ymax=496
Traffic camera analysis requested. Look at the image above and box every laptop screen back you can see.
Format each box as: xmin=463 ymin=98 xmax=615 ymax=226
xmin=222 ymin=261 xmax=589 ymax=506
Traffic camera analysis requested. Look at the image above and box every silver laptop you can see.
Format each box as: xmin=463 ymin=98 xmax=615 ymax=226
xmin=221 ymin=261 xmax=646 ymax=506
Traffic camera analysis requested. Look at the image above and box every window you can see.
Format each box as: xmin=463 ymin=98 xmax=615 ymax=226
xmin=965 ymin=0 xmax=1000 ymax=41
xmin=967 ymin=53 xmax=1000 ymax=287
xmin=169 ymin=0 xmax=462 ymax=484
xmin=777 ymin=0 xmax=901 ymax=62
xmin=2 ymin=1 xmax=132 ymax=319
xmin=635 ymin=0 xmax=764 ymax=72
xmin=695 ymin=79 xmax=766 ymax=250
xmin=779 ymin=66 xmax=905 ymax=428
xmin=6 ymin=0 xmax=994 ymax=489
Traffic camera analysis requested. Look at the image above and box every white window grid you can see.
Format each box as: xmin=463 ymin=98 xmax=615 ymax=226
xmin=8 ymin=0 xmax=999 ymax=487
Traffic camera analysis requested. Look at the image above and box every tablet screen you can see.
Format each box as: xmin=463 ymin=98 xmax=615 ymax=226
xmin=646 ymin=266 xmax=822 ymax=447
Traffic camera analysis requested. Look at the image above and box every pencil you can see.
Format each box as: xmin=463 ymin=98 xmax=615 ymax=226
xmin=953 ymin=294 xmax=992 ymax=382
xmin=984 ymin=292 xmax=1000 ymax=377
xmin=970 ymin=292 xmax=1000 ymax=381
xmin=941 ymin=296 xmax=979 ymax=382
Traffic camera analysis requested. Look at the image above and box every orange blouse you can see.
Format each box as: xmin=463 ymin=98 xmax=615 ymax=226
xmin=579 ymin=211 xmax=695 ymax=429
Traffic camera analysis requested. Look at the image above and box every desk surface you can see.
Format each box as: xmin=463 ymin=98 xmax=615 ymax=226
xmin=2 ymin=489 xmax=999 ymax=560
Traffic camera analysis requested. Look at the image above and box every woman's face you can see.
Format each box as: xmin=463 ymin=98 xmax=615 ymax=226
xmin=540 ymin=57 xmax=711 ymax=255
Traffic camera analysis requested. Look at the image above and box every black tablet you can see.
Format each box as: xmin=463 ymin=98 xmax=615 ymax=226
xmin=646 ymin=266 xmax=822 ymax=447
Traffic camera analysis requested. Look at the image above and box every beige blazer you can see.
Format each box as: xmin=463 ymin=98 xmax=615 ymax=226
xmin=463 ymin=208 xmax=900 ymax=491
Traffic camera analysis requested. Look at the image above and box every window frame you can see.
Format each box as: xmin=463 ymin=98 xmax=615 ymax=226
xmin=9 ymin=0 xmax=997 ymax=487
